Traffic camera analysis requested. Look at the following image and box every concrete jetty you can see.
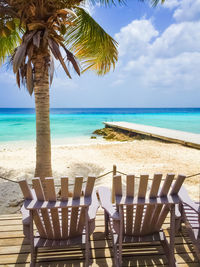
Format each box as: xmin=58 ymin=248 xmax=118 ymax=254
xmin=104 ymin=121 xmax=200 ymax=149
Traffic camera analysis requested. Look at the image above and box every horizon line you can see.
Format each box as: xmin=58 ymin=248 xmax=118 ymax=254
xmin=0 ymin=107 xmax=200 ymax=109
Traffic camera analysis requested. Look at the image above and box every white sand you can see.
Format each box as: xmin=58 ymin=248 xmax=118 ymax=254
xmin=0 ymin=138 xmax=200 ymax=214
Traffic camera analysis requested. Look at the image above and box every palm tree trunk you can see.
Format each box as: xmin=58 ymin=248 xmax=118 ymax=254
xmin=33 ymin=48 xmax=52 ymax=182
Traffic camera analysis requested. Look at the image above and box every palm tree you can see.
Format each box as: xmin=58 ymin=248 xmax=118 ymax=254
xmin=0 ymin=0 xmax=164 ymax=185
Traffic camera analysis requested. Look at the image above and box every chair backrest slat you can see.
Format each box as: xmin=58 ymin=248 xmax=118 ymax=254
xmin=114 ymin=175 xmax=123 ymax=196
xmin=170 ymin=175 xmax=186 ymax=195
xmin=155 ymin=174 xmax=186 ymax=231
xmin=61 ymin=177 xmax=68 ymax=200
xmin=77 ymin=176 xmax=96 ymax=235
xmin=19 ymin=180 xmax=46 ymax=238
xmin=61 ymin=177 xmax=69 ymax=239
xmin=126 ymin=175 xmax=135 ymax=235
xmin=85 ymin=176 xmax=96 ymax=197
xmin=149 ymin=173 xmax=163 ymax=198
xmin=45 ymin=178 xmax=61 ymax=239
xmin=19 ymin=180 xmax=33 ymax=200
xmin=149 ymin=174 xmax=175 ymax=232
xmin=133 ymin=175 xmax=148 ymax=235
xmin=160 ymin=174 xmax=175 ymax=197
xmin=32 ymin=178 xmax=54 ymax=239
xmin=141 ymin=174 xmax=162 ymax=235
xmin=69 ymin=177 xmax=83 ymax=237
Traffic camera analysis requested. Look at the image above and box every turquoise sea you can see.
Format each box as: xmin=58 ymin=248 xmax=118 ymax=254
xmin=0 ymin=108 xmax=200 ymax=142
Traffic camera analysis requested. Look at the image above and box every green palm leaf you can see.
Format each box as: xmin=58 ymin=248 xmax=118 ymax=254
xmin=0 ymin=28 xmax=21 ymax=66
xmin=65 ymin=7 xmax=118 ymax=75
xmin=86 ymin=0 xmax=126 ymax=6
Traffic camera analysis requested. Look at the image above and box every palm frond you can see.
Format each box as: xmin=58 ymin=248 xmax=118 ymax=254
xmin=86 ymin=0 xmax=126 ymax=6
xmin=139 ymin=0 xmax=165 ymax=7
xmin=151 ymin=0 xmax=165 ymax=7
xmin=65 ymin=7 xmax=118 ymax=75
xmin=48 ymin=38 xmax=72 ymax=78
xmin=0 ymin=26 xmax=21 ymax=66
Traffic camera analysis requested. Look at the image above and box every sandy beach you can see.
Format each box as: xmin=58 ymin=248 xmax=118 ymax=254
xmin=0 ymin=138 xmax=200 ymax=214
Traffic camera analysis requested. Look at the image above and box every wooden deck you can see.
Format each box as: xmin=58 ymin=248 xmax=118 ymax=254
xmin=0 ymin=209 xmax=199 ymax=266
xmin=104 ymin=122 xmax=200 ymax=149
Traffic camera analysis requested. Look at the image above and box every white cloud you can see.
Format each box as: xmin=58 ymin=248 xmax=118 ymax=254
xmin=115 ymin=19 xmax=158 ymax=57
xmin=173 ymin=0 xmax=200 ymax=22
xmin=163 ymin=0 xmax=180 ymax=9
xmin=151 ymin=21 xmax=200 ymax=58
xmin=163 ymin=0 xmax=200 ymax=22
xmin=112 ymin=14 xmax=200 ymax=94
xmin=126 ymin=52 xmax=200 ymax=92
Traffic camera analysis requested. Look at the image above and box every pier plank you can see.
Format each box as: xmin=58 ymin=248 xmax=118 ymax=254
xmin=104 ymin=122 xmax=200 ymax=149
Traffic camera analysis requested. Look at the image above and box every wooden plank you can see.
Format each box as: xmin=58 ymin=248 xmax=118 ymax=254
xmin=149 ymin=174 xmax=174 ymax=230
xmin=141 ymin=174 xmax=162 ymax=235
xmin=32 ymin=210 xmax=47 ymax=238
xmin=19 ymin=180 xmax=33 ymax=200
xmin=78 ymin=176 xmax=96 ymax=234
xmin=69 ymin=177 xmax=83 ymax=237
xmin=61 ymin=177 xmax=69 ymax=239
xmin=19 ymin=179 xmax=46 ymax=238
xmin=171 ymin=174 xmax=186 ymax=195
xmin=155 ymin=174 xmax=186 ymax=231
xmin=114 ymin=175 xmax=122 ymax=196
xmin=32 ymin=178 xmax=54 ymax=239
xmin=0 ymin=245 xmax=198 ymax=265
xmin=133 ymin=175 xmax=148 ymax=235
xmin=0 ymin=242 xmax=196 ymax=256
xmin=104 ymin=121 xmax=200 ymax=149
xmin=0 ymin=233 xmax=192 ymax=247
xmin=45 ymin=178 xmax=61 ymax=239
xmin=84 ymin=176 xmax=95 ymax=197
xmin=0 ymin=209 xmax=199 ymax=266
xmin=126 ymin=175 xmax=135 ymax=235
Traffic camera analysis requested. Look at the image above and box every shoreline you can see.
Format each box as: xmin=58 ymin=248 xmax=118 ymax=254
xmin=0 ymin=138 xmax=200 ymax=214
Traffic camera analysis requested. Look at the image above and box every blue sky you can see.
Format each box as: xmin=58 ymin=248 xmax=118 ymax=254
xmin=0 ymin=0 xmax=200 ymax=108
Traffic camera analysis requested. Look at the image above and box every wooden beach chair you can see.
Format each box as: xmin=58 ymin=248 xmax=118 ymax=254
xmin=19 ymin=176 xmax=99 ymax=266
xmin=98 ymin=173 xmax=186 ymax=266
xmin=176 ymin=186 xmax=200 ymax=261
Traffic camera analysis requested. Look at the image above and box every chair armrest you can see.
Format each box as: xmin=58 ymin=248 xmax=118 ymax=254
xmin=88 ymin=191 xmax=100 ymax=221
xmin=179 ymin=186 xmax=200 ymax=214
xmin=98 ymin=186 xmax=120 ymax=220
xmin=175 ymin=204 xmax=181 ymax=218
xmin=20 ymin=189 xmax=36 ymax=225
xmin=21 ymin=204 xmax=30 ymax=225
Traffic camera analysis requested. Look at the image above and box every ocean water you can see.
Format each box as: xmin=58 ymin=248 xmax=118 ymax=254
xmin=0 ymin=108 xmax=200 ymax=142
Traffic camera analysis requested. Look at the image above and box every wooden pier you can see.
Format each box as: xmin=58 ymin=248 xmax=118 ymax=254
xmin=0 ymin=209 xmax=199 ymax=266
xmin=104 ymin=121 xmax=200 ymax=149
